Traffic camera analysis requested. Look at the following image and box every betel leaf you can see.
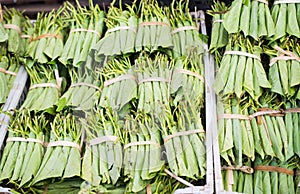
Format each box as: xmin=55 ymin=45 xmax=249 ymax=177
xmin=234 ymin=52 xmax=246 ymax=98
xmin=254 ymin=59 xmax=271 ymax=89
xmin=223 ymin=0 xmax=243 ymax=34
xmin=250 ymin=108 xmax=265 ymax=159
xmin=286 ymin=3 xmax=300 ymax=38
xmin=0 ymin=23 xmax=8 ymax=42
xmin=273 ymin=4 xmax=287 ymax=40
xmin=269 ymin=63 xmax=284 ymax=96
xmin=240 ymin=4 xmax=251 ymax=37
xmin=290 ymin=60 xmax=300 ymax=87
xmin=214 ymin=54 xmax=232 ymax=94
xmin=278 ymin=60 xmax=289 ymax=95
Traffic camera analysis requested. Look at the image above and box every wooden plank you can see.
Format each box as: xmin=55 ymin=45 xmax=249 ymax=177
xmin=0 ymin=66 xmax=28 ymax=150
xmin=199 ymin=10 xmax=214 ymax=194
xmin=174 ymin=186 xmax=207 ymax=194
xmin=5 ymin=3 xmax=63 ymax=14
xmin=209 ymin=57 xmax=224 ymax=194
xmin=207 ymin=24 xmax=242 ymax=194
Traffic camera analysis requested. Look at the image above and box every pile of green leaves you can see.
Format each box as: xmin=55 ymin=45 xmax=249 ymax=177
xmin=171 ymin=52 xmax=205 ymax=109
xmin=59 ymin=1 xmax=105 ymax=67
xmin=135 ymin=0 xmax=173 ymax=53
xmin=135 ymin=54 xmax=172 ymax=114
xmin=21 ymin=64 xmax=60 ymax=111
xmin=252 ymin=157 xmax=298 ymax=194
xmin=284 ymin=100 xmax=300 ymax=158
xmin=169 ymin=0 xmax=203 ymax=58
xmin=217 ymin=97 xmax=255 ymax=167
xmin=223 ymin=0 xmax=275 ymax=40
xmin=221 ymin=161 xmax=253 ymax=193
xmin=0 ymin=110 xmax=46 ymax=187
xmin=158 ymin=100 xmax=206 ymax=180
xmin=82 ymin=108 xmax=123 ymax=186
xmin=26 ymin=9 xmax=65 ymax=64
xmin=214 ymin=35 xmax=271 ymax=101
xmin=92 ymin=2 xmax=137 ymax=58
xmin=222 ymin=157 xmax=299 ymax=194
xmin=59 ymin=66 xmax=100 ymax=111
xmin=31 ymin=113 xmax=82 ymax=185
xmin=98 ymin=57 xmax=137 ymax=115
xmin=123 ymin=113 xmax=164 ymax=193
xmin=208 ymin=1 xmax=228 ymax=65
xmin=218 ymin=95 xmax=300 ymax=166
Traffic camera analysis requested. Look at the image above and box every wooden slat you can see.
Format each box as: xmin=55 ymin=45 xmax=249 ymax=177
xmin=7 ymin=3 xmax=62 ymax=13
xmin=210 ymin=57 xmax=224 ymax=194
xmin=200 ymin=10 xmax=214 ymax=194
xmin=0 ymin=66 xmax=28 ymax=150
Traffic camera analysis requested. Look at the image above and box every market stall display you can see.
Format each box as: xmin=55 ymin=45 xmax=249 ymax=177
xmin=0 ymin=1 xmax=213 ymax=193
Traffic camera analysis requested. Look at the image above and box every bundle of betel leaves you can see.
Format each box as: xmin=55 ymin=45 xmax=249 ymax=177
xmin=135 ymin=0 xmax=173 ymax=53
xmin=221 ymin=156 xmax=299 ymax=194
xmin=0 ymin=110 xmax=46 ymax=187
xmin=0 ymin=7 xmax=31 ymax=56
xmin=26 ymin=9 xmax=65 ymax=64
xmin=265 ymin=39 xmax=300 ymax=99
xmin=135 ymin=54 xmax=172 ymax=114
xmin=223 ymin=0 xmax=275 ymax=40
xmin=91 ymin=1 xmax=138 ymax=59
xmin=218 ymin=94 xmax=300 ymax=166
xmin=59 ymin=66 xmax=101 ymax=111
xmin=0 ymin=0 xmax=211 ymax=193
xmin=170 ymin=52 xmax=205 ymax=109
xmin=21 ymin=64 xmax=61 ymax=112
xmin=98 ymin=57 xmax=137 ymax=116
xmin=59 ymin=1 xmax=105 ymax=68
xmin=158 ymin=99 xmax=206 ymax=180
xmin=218 ymin=96 xmax=300 ymax=193
xmin=283 ymin=100 xmax=300 ymax=158
xmin=0 ymin=55 xmax=20 ymax=104
xmin=169 ymin=0 xmax=204 ymax=58
xmin=31 ymin=113 xmax=82 ymax=186
xmin=271 ymin=0 xmax=300 ymax=40
xmin=221 ymin=160 xmax=254 ymax=193
xmin=123 ymin=113 xmax=164 ymax=193
xmin=207 ymin=1 xmax=229 ymax=65
xmin=217 ymin=97 xmax=254 ymax=166
xmin=82 ymin=107 xmax=123 ymax=186
xmin=214 ymin=35 xmax=271 ymax=101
